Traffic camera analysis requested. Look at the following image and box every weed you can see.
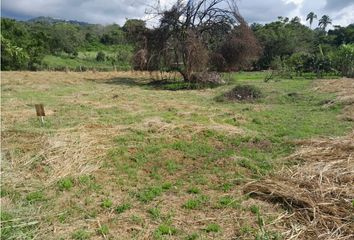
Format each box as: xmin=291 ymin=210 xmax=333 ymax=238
xmin=136 ymin=186 xmax=163 ymax=203
xmin=72 ymin=229 xmax=90 ymax=240
xmin=240 ymin=225 xmax=254 ymax=234
xmin=218 ymin=195 xmax=236 ymax=208
xmin=204 ymin=223 xmax=221 ymax=233
xmin=185 ymin=233 xmax=199 ymax=240
xmin=57 ymin=177 xmax=74 ymax=191
xmin=254 ymin=208 xmax=281 ymax=240
xmin=154 ymin=224 xmax=177 ymax=236
xmin=187 ymin=187 xmax=201 ymax=194
xmin=136 ymin=183 xmax=172 ymax=203
xmin=250 ymin=205 xmax=260 ymax=215
xmin=219 ymin=183 xmax=233 ymax=192
xmin=166 ymin=160 xmax=180 ymax=173
xmin=130 ymin=215 xmax=144 ymax=225
xmin=116 ymin=203 xmax=131 ymax=214
xmin=162 ymin=182 xmax=172 ymax=190
xmin=148 ymin=207 xmax=161 ymax=220
xmin=97 ymin=224 xmax=109 ymax=236
xmin=78 ymin=175 xmax=101 ymax=191
xmin=101 ymin=199 xmax=113 ymax=209
xmin=26 ymin=191 xmax=45 ymax=203
xmin=183 ymin=195 xmax=209 ymax=210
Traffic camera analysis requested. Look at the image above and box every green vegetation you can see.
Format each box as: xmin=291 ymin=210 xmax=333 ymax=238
xmin=183 ymin=195 xmax=209 ymax=210
xmin=57 ymin=177 xmax=74 ymax=191
xmin=204 ymin=223 xmax=221 ymax=233
xmin=148 ymin=207 xmax=161 ymax=220
xmin=1 ymin=17 xmax=134 ymax=71
xmin=101 ymin=198 xmax=113 ymax=209
xmin=1 ymin=70 xmax=353 ymax=239
xmin=26 ymin=191 xmax=45 ymax=203
xmin=97 ymin=224 xmax=109 ymax=236
xmin=72 ymin=229 xmax=90 ymax=240
xmin=154 ymin=224 xmax=178 ymax=237
xmin=2 ymin=9 xmax=353 ymax=78
xmin=187 ymin=186 xmax=201 ymax=194
xmin=115 ymin=203 xmax=131 ymax=214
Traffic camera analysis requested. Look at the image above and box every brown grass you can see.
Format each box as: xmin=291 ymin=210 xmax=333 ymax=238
xmin=313 ymin=78 xmax=354 ymax=121
xmin=1 ymin=72 xmax=353 ymax=239
xmin=244 ymin=78 xmax=354 ymax=240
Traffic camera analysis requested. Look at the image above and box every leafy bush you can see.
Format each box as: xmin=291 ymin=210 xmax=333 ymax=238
xmin=332 ymin=44 xmax=354 ymax=77
xmin=96 ymin=51 xmax=106 ymax=62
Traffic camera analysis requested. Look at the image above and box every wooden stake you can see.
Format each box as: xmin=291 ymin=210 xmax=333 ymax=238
xmin=35 ymin=104 xmax=45 ymax=126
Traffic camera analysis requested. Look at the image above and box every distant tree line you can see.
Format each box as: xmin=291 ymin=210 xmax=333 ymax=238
xmin=1 ymin=2 xmax=354 ymax=77
xmin=251 ymin=14 xmax=354 ymax=77
xmin=0 ymin=17 xmax=143 ymax=70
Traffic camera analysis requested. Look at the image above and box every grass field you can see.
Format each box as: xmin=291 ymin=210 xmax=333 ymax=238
xmin=1 ymin=71 xmax=353 ymax=239
xmin=42 ymin=45 xmax=133 ymax=71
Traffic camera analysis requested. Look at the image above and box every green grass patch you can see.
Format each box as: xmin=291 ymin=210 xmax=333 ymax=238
xmin=204 ymin=223 xmax=221 ymax=233
xmin=183 ymin=195 xmax=209 ymax=210
xmin=57 ymin=177 xmax=74 ymax=191
xmin=154 ymin=224 xmax=178 ymax=237
xmin=115 ymin=203 xmax=131 ymax=214
xmin=101 ymin=198 xmax=113 ymax=209
xmin=72 ymin=229 xmax=91 ymax=240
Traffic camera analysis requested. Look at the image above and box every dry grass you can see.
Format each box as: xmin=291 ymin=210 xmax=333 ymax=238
xmin=244 ymin=79 xmax=354 ymax=240
xmin=1 ymin=71 xmax=251 ymax=239
xmin=313 ymin=78 xmax=354 ymax=121
xmin=1 ymin=72 xmax=353 ymax=239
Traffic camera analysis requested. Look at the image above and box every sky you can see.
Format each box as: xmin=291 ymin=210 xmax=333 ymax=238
xmin=1 ymin=0 xmax=354 ymax=27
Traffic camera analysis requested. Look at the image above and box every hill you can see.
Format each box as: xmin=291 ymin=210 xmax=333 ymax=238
xmin=27 ymin=16 xmax=91 ymax=26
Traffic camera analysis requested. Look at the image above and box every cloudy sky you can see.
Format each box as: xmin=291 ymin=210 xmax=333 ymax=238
xmin=1 ymin=0 xmax=354 ymax=27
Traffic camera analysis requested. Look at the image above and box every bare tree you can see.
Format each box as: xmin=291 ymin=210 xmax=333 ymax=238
xmin=139 ymin=0 xmax=261 ymax=81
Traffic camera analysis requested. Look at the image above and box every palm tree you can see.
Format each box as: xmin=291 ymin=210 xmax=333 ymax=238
xmin=306 ymin=12 xmax=317 ymax=28
xmin=318 ymin=15 xmax=332 ymax=30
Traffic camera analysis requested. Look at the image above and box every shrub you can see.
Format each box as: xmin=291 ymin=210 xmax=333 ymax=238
xmin=96 ymin=51 xmax=106 ymax=62
xmin=332 ymin=44 xmax=354 ymax=77
xmin=189 ymin=72 xmax=225 ymax=86
xmin=218 ymin=85 xmax=263 ymax=102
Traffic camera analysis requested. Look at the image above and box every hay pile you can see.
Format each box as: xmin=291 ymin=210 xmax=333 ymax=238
xmin=244 ymin=132 xmax=354 ymax=239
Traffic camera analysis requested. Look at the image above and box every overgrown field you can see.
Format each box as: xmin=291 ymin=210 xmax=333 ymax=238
xmin=1 ymin=71 xmax=353 ymax=239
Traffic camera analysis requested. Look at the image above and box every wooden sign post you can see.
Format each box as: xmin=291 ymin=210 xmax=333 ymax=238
xmin=35 ymin=104 xmax=45 ymax=125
